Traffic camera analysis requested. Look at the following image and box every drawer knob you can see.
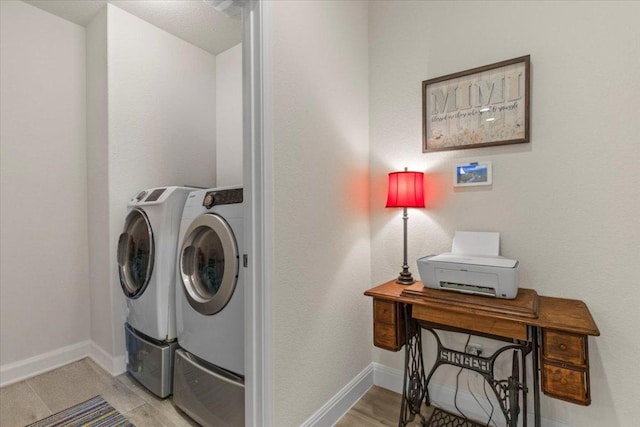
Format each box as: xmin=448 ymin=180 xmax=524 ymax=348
xmin=560 ymin=377 xmax=568 ymax=385
xmin=559 ymin=344 xmax=568 ymax=351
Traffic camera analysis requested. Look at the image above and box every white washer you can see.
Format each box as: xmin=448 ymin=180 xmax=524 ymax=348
xmin=173 ymin=186 xmax=245 ymax=427
xmin=117 ymin=186 xmax=195 ymax=398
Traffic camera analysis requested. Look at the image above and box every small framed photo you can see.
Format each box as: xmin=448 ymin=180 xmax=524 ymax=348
xmin=454 ymin=162 xmax=492 ymax=187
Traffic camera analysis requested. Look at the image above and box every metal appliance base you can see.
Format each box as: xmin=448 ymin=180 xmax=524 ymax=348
xmin=124 ymin=323 xmax=177 ymax=398
xmin=173 ymin=348 xmax=245 ymax=427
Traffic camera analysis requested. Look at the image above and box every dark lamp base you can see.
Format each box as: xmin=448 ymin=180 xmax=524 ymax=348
xmin=395 ymin=270 xmax=415 ymax=285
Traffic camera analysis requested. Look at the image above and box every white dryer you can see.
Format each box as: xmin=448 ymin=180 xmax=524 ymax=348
xmin=117 ymin=186 xmax=195 ymax=398
xmin=173 ymin=186 xmax=245 ymax=427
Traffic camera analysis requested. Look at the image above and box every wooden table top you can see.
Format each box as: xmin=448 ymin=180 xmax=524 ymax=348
xmin=365 ymin=280 xmax=599 ymax=336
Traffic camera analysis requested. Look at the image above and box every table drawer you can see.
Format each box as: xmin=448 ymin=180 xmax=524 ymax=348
xmin=374 ymin=300 xmax=397 ymax=324
xmin=372 ymin=299 xmax=404 ymax=352
xmin=374 ymin=322 xmax=402 ymax=351
xmin=543 ymin=330 xmax=586 ymax=366
xmin=542 ymin=360 xmax=590 ymax=405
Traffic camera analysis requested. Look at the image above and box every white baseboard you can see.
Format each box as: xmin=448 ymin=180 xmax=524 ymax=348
xmin=0 ymin=340 xmax=92 ymax=387
xmin=372 ymin=362 xmax=571 ymax=427
xmin=372 ymin=362 xmax=404 ymax=393
xmin=300 ymin=364 xmax=374 ymax=427
xmin=88 ymin=342 xmax=127 ymax=377
xmin=0 ymin=340 xmax=127 ymax=388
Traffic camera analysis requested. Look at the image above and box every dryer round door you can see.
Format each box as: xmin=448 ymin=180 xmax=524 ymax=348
xmin=179 ymin=213 xmax=239 ymax=316
xmin=117 ymin=208 xmax=155 ymax=299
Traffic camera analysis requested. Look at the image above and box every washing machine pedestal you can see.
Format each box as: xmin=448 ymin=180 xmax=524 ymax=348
xmin=125 ymin=323 xmax=177 ymax=398
xmin=173 ymin=348 xmax=245 ymax=427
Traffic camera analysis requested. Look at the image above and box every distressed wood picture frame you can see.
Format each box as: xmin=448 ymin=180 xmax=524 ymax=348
xmin=423 ymin=55 xmax=530 ymax=153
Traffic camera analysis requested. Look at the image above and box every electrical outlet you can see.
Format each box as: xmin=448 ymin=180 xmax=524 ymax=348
xmin=466 ymin=343 xmax=482 ymax=356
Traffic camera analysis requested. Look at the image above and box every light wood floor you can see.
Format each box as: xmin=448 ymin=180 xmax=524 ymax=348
xmin=336 ymin=385 xmax=433 ymax=426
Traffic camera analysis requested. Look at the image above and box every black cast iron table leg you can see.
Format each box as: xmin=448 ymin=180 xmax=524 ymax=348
xmin=399 ymin=304 xmax=427 ymax=426
xmin=419 ymin=326 xmax=532 ymax=427
xmin=522 ymin=345 xmax=528 ymax=427
xmin=532 ymin=326 xmax=541 ymax=427
xmin=397 ymin=315 xmax=539 ymax=427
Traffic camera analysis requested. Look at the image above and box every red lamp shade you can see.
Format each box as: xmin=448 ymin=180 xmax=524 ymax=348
xmin=386 ymin=170 xmax=425 ymax=208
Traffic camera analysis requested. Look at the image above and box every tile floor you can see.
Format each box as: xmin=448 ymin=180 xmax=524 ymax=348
xmin=0 ymin=358 xmax=198 ymax=427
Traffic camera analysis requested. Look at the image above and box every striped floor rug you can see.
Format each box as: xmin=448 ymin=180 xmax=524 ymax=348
xmin=26 ymin=395 xmax=135 ymax=427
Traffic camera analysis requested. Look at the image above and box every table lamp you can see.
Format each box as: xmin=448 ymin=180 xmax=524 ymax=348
xmin=386 ymin=168 xmax=425 ymax=285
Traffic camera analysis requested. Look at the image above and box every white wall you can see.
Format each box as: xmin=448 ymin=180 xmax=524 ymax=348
xmin=1 ymin=0 xmax=222 ymax=379
xmin=0 ymin=0 xmax=89 ymax=374
xmin=86 ymin=4 xmax=218 ymax=362
xmin=369 ymin=1 xmax=640 ymax=426
xmin=216 ymin=43 xmax=243 ymax=186
xmin=269 ymin=1 xmax=371 ymax=425
xmin=86 ymin=5 xmax=112 ymax=360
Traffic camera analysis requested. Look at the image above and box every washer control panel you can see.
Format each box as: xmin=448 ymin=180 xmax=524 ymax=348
xmin=203 ymin=188 xmax=243 ymax=209
xmin=135 ymin=191 xmax=147 ymax=201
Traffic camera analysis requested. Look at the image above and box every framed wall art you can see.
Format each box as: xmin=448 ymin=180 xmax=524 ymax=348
xmin=454 ymin=162 xmax=492 ymax=187
xmin=423 ymin=55 xmax=530 ymax=153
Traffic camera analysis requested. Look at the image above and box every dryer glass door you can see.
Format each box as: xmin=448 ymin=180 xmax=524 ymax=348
xmin=118 ymin=209 xmax=155 ymax=298
xmin=180 ymin=213 xmax=238 ymax=315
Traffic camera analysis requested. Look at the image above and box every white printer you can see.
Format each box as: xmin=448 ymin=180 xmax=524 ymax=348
xmin=417 ymin=231 xmax=519 ymax=299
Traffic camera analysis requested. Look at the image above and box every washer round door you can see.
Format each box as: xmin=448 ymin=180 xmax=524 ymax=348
xmin=179 ymin=213 xmax=239 ymax=315
xmin=117 ymin=208 xmax=155 ymax=299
